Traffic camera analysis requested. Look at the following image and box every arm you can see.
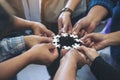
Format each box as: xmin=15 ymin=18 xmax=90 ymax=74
xmin=81 ymin=31 xmax=120 ymax=50
xmin=91 ymin=56 xmax=120 ymax=80
xmin=79 ymin=46 xmax=120 ymax=80
xmin=0 ymin=35 xmax=52 ymax=62
xmin=13 ymin=16 xmax=54 ymax=36
xmin=58 ymin=0 xmax=81 ymax=33
xmin=0 ymin=43 xmax=58 ymax=80
xmin=0 ymin=36 xmax=26 ymax=62
xmin=73 ymin=0 xmax=117 ymax=36
xmin=0 ymin=51 xmax=31 ymax=80
xmin=54 ymin=49 xmax=86 ymax=80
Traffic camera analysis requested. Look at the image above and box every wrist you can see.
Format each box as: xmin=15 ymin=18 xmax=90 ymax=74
xmin=60 ymin=8 xmax=73 ymax=16
xmin=86 ymin=15 xmax=100 ymax=26
xmin=60 ymin=11 xmax=71 ymax=16
xmin=21 ymin=51 xmax=33 ymax=64
xmin=60 ymin=56 xmax=77 ymax=69
xmin=105 ymin=33 xmax=119 ymax=46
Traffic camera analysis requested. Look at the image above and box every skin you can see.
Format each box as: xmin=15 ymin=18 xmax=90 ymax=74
xmin=54 ymin=49 xmax=86 ymax=80
xmin=0 ymin=43 xmax=58 ymax=80
xmin=81 ymin=31 xmax=120 ymax=50
xmin=13 ymin=16 xmax=55 ymax=37
xmin=58 ymin=0 xmax=82 ymax=33
xmin=72 ymin=5 xmax=108 ymax=36
xmin=54 ymin=46 xmax=100 ymax=80
xmin=24 ymin=35 xmax=52 ymax=48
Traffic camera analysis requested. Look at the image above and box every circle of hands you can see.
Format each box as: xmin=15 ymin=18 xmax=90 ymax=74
xmin=23 ymin=15 xmax=109 ymax=67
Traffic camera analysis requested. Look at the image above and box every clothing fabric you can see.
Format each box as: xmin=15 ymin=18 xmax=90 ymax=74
xmin=91 ymin=56 xmax=120 ymax=80
xmin=0 ymin=36 xmax=26 ymax=62
xmin=0 ymin=5 xmax=26 ymax=62
xmin=7 ymin=0 xmax=87 ymax=23
xmin=21 ymin=0 xmax=41 ymax=22
xmin=41 ymin=0 xmax=87 ymax=23
xmin=89 ymin=0 xmax=120 ymax=64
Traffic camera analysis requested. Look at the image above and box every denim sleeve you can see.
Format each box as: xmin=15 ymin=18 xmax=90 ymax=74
xmin=88 ymin=0 xmax=118 ymax=17
xmin=0 ymin=36 xmax=26 ymax=62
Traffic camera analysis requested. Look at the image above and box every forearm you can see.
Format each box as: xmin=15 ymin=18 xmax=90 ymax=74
xmin=13 ymin=16 xmax=33 ymax=30
xmin=65 ymin=0 xmax=82 ymax=11
xmin=0 ymin=36 xmax=26 ymax=62
xmin=0 ymin=51 xmax=31 ymax=80
xmin=87 ymin=5 xmax=108 ymax=24
xmin=91 ymin=56 xmax=120 ymax=80
xmin=54 ymin=58 xmax=77 ymax=80
xmin=105 ymin=31 xmax=120 ymax=46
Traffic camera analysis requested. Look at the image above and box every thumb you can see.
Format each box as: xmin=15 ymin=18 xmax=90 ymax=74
xmin=44 ymin=29 xmax=55 ymax=37
xmin=79 ymin=46 xmax=89 ymax=55
xmin=81 ymin=33 xmax=94 ymax=41
xmin=47 ymin=43 xmax=56 ymax=50
xmin=47 ymin=43 xmax=58 ymax=59
xmin=39 ymin=37 xmax=52 ymax=43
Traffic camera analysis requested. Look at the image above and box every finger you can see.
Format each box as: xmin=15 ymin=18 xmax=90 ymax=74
xmin=78 ymin=46 xmax=89 ymax=54
xmin=63 ymin=24 xmax=68 ymax=33
xmin=84 ymin=38 xmax=92 ymax=46
xmin=81 ymin=29 xmax=86 ymax=37
xmin=39 ymin=37 xmax=53 ymax=43
xmin=87 ymin=23 xmax=96 ymax=33
xmin=60 ymin=49 xmax=69 ymax=56
xmin=81 ymin=33 xmax=94 ymax=41
xmin=73 ymin=20 xmax=84 ymax=35
xmin=73 ymin=23 xmax=81 ymax=35
xmin=50 ymin=47 xmax=59 ymax=58
xmin=58 ymin=19 xmax=63 ymax=33
xmin=89 ymin=42 xmax=95 ymax=48
xmin=44 ymin=29 xmax=55 ymax=37
xmin=34 ymin=30 xmax=42 ymax=36
xmin=68 ymin=23 xmax=73 ymax=34
xmin=47 ymin=43 xmax=55 ymax=49
xmin=78 ymin=29 xmax=85 ymax=37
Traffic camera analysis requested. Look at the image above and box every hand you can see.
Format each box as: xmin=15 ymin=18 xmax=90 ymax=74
xmin=24 ymin=35 xmax=52 ymax=48
xmin=81 ymin=33 xmax=110 ymax=50
xmin=61 ymin=49 xmax=86 ymax=69
xmin=30 ymin=22 xmax=55 ymax=37
xmin=58 ymin=12 xmax=72 ymax=34
xmin=72 ymin=16 xmax=99 ymax=37
xmin=78 ymin=46 xmax=99 ymax=62
xmin=27 ymin=43 xmax=58 ymax=65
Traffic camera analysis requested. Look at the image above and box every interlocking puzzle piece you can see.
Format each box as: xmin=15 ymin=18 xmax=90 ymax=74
xmin=61 ymin=33 xmax=68 ymax=37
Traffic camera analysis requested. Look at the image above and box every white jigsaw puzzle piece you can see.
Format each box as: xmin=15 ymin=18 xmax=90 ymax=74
xmin=61 ymin=33 xmax=68 ymax=37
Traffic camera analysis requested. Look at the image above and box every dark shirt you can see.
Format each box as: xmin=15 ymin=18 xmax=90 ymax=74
xmin=91 ymin=56 xmax=120 ymax=80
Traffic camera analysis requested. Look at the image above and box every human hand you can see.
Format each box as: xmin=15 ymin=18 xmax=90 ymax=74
xmin=61 ymin=49 xmax=86 ymax=69
xmin=24 ymin=35 xmax=52 ymax=48
xmin=81 ymin=33 xmax=110 ymax=50
xmin=72 ymin=16 xmax=99 ymax=37
xmin=58 ymin=12 xmax=72 ymax=34
xmin=30 ymin=22 xmax=55 ymax=37
xmin=27 ymin=43 xmax=58 ymax=65
xmin=78 ymin=46 xmax=99 ymax=62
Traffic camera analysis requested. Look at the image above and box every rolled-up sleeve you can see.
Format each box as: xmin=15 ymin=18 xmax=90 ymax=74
xmin=0 ymin=36 xmax=26 ymax=62
xmin=88 ymin=0 xmax=117 ymax=17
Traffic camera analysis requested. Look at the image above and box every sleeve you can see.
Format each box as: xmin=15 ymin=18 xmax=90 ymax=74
xmin=0 ymin=36 xmax=26 ymax=62
xmin=88 ymin=0 xmax=118 ymax=17
xmin=91 ymin=56 xmax=120 ymax=80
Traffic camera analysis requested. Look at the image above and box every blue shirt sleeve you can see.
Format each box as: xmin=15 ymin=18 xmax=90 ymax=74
xmin=88 ymin=0 xmax=118 ymax=17
xmin=0 ymin=36 xmax=26 ymax=62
